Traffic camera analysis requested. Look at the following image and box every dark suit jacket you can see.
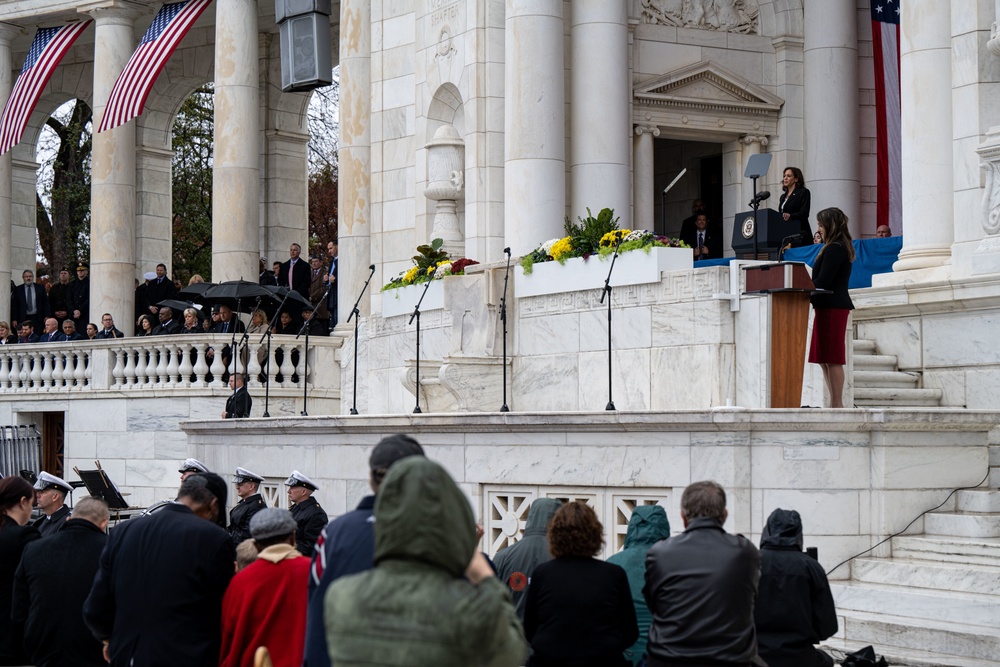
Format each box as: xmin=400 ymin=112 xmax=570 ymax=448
xmin=144 ymin=278 xmax=178 ymax=312
xmin=96 ymin=327 xmax=125 ymax=340
xmin=11 ymin=283 xmax=50 ymax=327
xmin=39 ymin=331 xmax=67 ymax=343
xmin=17 ymin=333 xmax=40 ymax=343
xmin=210 ymin=318 xmax=246 ymax=335
xmin=0 ymin=522 xmax=41 ymax=664
xmin=12 ymin=519 xmax=108 ymax=667
xmin=681 ymin=228 xmax=718 ymax=261
xmin=279 ymin=258 xmax=311 ymax=298
xmin=67 ymin=277 xmax=90 ymax=327
xmin=151 ymin=319 xmax=182 ymax=336
xmin=779 ymin=187 xmax=812 ymax=239
xmin=83 ymin=503 xmax=235 ymax=667
xmin=326 ymin=257 xmax=338 ymax=325
xmin=225 ymin=386 xmax=252 ymax=418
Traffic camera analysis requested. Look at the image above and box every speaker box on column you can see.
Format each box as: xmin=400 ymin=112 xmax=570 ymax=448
xmin=276 ymin=0 xmax=333 ymax=92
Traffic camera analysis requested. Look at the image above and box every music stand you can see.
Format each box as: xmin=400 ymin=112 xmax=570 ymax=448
xmin=74 ymin=462 xmax=130 ymax=510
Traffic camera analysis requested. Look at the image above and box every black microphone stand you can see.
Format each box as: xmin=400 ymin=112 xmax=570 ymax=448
xmin=750 ymin=176 xmax=763 ymax=259
xmin=258 ymin=290 xmax=293 ymax=417
xmin=295 ymin=284 xmax=332 ymax=416
xmin=347 ymin=264 xmax=376 ymax=415
xmin=600 ymin=235 xmax=625 ymax=411
xmin=408 ymin=277 xmax=434 ymax=414
xmin=498 ymin=248 xmax=512 ymax=412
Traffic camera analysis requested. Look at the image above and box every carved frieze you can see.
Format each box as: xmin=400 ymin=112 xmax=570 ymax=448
xmin=641 ymin=0 xmax=759 ymax=35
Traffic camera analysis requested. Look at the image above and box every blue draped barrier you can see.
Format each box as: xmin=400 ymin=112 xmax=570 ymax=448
xmin=783 ymin=236 xmax=902 ymax=288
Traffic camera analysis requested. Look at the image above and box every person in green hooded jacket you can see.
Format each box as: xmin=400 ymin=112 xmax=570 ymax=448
xmin=324 ymin=456 xmax=527 ymax=667
xmin=493 ymin=497 xmax=563 ymax=620
xmin=606 ymin=505 xmax=671 ymax=666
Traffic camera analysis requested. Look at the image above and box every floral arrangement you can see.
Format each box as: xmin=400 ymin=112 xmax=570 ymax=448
xmin=382 ymin=238 xmax=479 ymax=291
xmin=520 ymin=208 xmax=688 ymax=274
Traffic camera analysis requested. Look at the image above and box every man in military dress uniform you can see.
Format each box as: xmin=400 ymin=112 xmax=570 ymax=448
xmin=68 ymin=262 xmax=91 ymax=331
xmin=229 ymin=467 xmax=267 ymax=544
xmin=179 ymin=458 xmax=210 ymax=482
xmin=32 ymin=472 xmax=73 ymax=537
xmin=286 ymin=471 xmax=328 ymax=557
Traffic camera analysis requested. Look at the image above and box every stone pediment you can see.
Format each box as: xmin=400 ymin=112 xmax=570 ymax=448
xmin=634 ymin=61 xmax=782 ymax=117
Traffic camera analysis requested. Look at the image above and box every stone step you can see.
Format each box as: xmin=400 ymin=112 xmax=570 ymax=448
xmin=924 ymin=511 xmax=1000 ymax=538
xmin=851 ymin=556 xmax=1000 ymax=595
xmin=956 ymin=488 xmax=1000 ymax=513
xmin=832 ymin=580 xmax=1000 ymax=628
xmin=853 ymin=354 xmax=900 ymax=371
xmin=893 ymin=535 xmax=1000 ymax=566
xmin=853 ymin=370 xmax=920 ymax=389
xmin=827 ymin=620 xmax=1000 ymax=667
xmin=853 ymin=387 xmax=942 ymax=406
xmin=853 ymin=339 xmax=878 ymax=355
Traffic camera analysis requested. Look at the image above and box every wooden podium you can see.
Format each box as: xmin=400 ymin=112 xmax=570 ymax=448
xmin=743 ymin=262 xmax=815 ymax=408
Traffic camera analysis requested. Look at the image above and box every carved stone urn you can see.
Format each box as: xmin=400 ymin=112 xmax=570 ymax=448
xmin=424 ymin=124 xmax=465 ymax=258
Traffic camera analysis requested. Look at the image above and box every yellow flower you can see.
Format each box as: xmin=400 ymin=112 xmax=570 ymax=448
xmin=403 ymin=266 xmax=420 ymax=284
xmin=600 ymin=229 xmax=631 ymax=247
xmin=550 ymin=236 xmax=574 ymax=261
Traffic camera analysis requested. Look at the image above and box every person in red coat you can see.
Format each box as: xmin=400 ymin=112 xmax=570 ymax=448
xmin=220 ymin=508 xmax=310 ymax=667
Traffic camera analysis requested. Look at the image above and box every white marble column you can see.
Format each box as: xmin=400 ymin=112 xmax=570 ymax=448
xmin=338 ymin=0 xmax=371 ymax=324
xmin=570 ymin=0 xmax=630 ymax=228
xmin=505 ymin=0 xmax=565 ymax=255
xmin=212 ymin=0 xmax=259 ymax=283
xmin=633 ymin=124 xmax=658 ymax=231
xmin=0 ymin=24 xmax=17 ymax=325
xmin=893 ymin=0 xmax=953 ymax=272
xmin=89 ymin=5 xmax=140 ymax=335
xmin=803 ymin=0 xmax=860 ymax=235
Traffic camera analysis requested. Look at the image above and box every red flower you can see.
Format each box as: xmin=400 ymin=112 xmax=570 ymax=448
xmin=508 ymin=571 xmax=528 ymax=591
xmin=450 ymin=258 xmax=479 ymax=275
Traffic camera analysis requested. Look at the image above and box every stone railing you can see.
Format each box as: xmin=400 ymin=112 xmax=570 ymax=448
xmin=0 ymin=334 xmax=339 ymax=394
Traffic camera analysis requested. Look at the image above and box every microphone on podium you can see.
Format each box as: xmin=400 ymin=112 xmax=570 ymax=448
xmin=503 ymin=247 xmax=511 ymax=256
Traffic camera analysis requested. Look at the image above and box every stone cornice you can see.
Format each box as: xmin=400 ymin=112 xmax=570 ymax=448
xmin=634 ymin=60 xmax=783 ymax=117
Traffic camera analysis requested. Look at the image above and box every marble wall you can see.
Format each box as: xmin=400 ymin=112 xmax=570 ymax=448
xmin=180 ymin=409 xmax=998 ymax=579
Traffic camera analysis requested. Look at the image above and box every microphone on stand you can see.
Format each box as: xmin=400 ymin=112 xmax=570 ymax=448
xmin=504 ymin=247 xmax=511 ymax=256
xmin=748 ymin=191 xmax=771 ymax=207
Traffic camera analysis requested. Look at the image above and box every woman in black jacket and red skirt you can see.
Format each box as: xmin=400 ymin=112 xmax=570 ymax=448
xmin=809 ymin=207 xmax=854 ymax=408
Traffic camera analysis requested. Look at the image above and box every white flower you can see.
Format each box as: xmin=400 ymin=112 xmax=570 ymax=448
xmin=540 ymin=238 xmax=562 ymax=254
xmin=625 ymin=229 xmax=652 ymax=242
xmin=434 ymin=262 xmax=452 ymax=278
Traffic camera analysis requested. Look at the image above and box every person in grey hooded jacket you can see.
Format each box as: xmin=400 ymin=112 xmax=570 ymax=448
xmin=607 ymin=505 xmax=670 ymax=666
xmin=754 ymin=508 xmax=838 ymax=667
xmin=493 ymin=498 xmax=563 ymax=619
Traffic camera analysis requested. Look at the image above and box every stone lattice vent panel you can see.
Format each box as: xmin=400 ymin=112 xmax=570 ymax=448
xmin=483 ymin=485 xmax=670 ymax=559
xmin=260 ymin=477 xmax=290 ymax=510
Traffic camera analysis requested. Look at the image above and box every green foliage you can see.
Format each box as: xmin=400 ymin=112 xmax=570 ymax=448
xmin=563 ymin=207 xmax=620 ymax=255
xmin=36 ymin=99 xmax=92 ymax=273
xmin=413 ymin=237 xmax=448 ymax=273
xmin=171 ymin=84 xmax=214 ymax=282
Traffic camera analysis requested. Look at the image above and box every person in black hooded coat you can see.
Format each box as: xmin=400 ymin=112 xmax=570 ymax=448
xmin=754 ymin=508 xmax=838 ymax=667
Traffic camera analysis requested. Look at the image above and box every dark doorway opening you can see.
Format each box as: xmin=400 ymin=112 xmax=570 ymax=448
xmin=41 ymin=412 xmax=65 ymax=479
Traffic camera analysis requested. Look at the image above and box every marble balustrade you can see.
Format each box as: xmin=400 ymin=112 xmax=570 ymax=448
xmin=0 ymin=334 xmax=341 ymax=394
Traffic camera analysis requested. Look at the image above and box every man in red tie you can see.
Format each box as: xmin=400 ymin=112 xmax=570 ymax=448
xmin=280 ymin=244 xmax=311 ymax=299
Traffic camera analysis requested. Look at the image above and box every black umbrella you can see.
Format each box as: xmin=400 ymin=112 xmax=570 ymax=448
xmin=197 ymin=280 xmax=276 ymax=314
xmin=263 ymin=285 xmax=314 ymax=313
xmin=177 ymin=282 xmax=216 ymax=299
xmin=156 ymin=299 xmax=207 ymax=319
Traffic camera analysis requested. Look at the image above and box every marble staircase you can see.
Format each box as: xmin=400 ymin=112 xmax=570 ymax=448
xmin=829 ymin=457 xmax=1000 ymax=666
xmin=852 ymin=339 xmax=943 ymax=407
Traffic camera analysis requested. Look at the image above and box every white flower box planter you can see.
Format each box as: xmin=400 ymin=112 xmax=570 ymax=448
xmin=381 ymin=279 xmax=446 ymax=318
xmin=515 ymin=247 xmax=693 ymax=298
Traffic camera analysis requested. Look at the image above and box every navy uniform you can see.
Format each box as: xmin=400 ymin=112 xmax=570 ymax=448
xmin=229 ymin=467 xmax=267 ymax=544
xmin=32 ymin=472 xmax=72 ymax=537
xmin=286 ymin=471 xmax=328 ymax=557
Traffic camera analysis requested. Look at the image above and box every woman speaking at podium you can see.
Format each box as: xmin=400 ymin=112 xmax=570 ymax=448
xmin=808 ymin=207 xmax=854 ymax=408
xmin=779 ymin=167 xmax=812 ymax=242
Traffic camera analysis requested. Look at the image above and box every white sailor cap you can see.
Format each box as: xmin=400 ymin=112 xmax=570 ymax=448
xmin=232 ymin=467 xmax=264 ymax=484
xmin=33 ymin=471 xmax=72 ymax=494
xmin=284 ymin=470 xmax=318 ymax=491
xmin=143 ymin=271 xmax=157 ymax=281
xmin=178 ymin=458 xmax=209 ymax=474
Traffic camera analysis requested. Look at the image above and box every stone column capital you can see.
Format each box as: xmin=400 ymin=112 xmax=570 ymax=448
xmin=79 ymin=0 xmax=147 ymax=24
xmin=634 ymin=124 xmax=660 ymax=137
xmin=739 ymin=134 xmax=769 ymax=147
xmin=0 ymin=23 xmax=23 ymax=46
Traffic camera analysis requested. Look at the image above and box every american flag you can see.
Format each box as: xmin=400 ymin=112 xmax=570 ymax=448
xmin=871 ymin=0 xmax=901 ymax=236
xmin=0 ymin=22 xmax=92 ymax=156
xmin=97 ymin=0 xmax=213 ymax=133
